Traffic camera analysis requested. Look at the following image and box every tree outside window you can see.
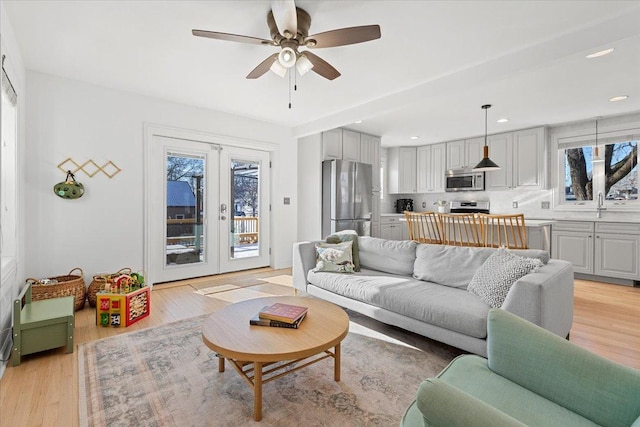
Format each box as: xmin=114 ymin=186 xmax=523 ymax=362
xmin=563 ymin=140 xmax=638 ymax=202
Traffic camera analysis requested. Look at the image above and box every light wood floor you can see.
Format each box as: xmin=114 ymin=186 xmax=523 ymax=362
xmin=1 ymin=270 xmax=638 ymax=426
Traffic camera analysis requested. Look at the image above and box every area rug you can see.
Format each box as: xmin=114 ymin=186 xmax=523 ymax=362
xmin=79 ymin=315 xmax=459 ymax=427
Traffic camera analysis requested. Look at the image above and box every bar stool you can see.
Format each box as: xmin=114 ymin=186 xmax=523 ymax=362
xmin=439 ymin=213 xmax=483 ymax=247
xmin=477 ymin=213 xmax=528 ymax=249
xmin=404 ymin=211 xmax=443 ymax=244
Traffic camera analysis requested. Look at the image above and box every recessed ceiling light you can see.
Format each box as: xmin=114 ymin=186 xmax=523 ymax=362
xmin=585 ymin=48 xmax=614 ymax=59
xmin=609 ymin=95 xmax=629 ymax=102
xmin=497 ymin=118 xmax=509 ymax=123
xmin=354 ymin=120 xmax=363 ymax=124
xmin=409 ymin=136 xmax=420 ymax=140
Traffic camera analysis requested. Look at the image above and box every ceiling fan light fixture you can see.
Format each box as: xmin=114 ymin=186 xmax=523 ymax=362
xmin=295 ymin=54 xmax=314 ymax=76
xmin=269 ymin=59 xmax=287 ymax=77
xmin=278 ymin=47 xmax=297 ymax=68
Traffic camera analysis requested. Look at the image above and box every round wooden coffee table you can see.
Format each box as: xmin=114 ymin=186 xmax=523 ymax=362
xmin=202 ymin=296 xmax=349 ymax=421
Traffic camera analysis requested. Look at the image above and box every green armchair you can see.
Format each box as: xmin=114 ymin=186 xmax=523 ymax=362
xmin=401 ymin=309 xmax=640 ymax=427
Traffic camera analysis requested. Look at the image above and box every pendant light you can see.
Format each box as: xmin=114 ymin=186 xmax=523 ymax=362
xmin=592 ymin=117 xmax=604 ymax=163
xmin=473 ymin=104 xmax=500 ymax=171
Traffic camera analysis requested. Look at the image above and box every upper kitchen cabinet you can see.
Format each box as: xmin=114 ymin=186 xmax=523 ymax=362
xmin=341 ymin=129 xmax=361 ymax=162
xmin=446 ymin=137 xmax=483 ymax=170
xmin=388 ymin=147 xmax=417 ymax=194
xmin=360 ymin=133 xmax=381 ymax=192
xmin=322 ymin=128 xmax=343 ymax=160
xmin=417 ymin=143 xmax=446 ymax=193
xmin=485 ymin=127 xmax=546 ymax=190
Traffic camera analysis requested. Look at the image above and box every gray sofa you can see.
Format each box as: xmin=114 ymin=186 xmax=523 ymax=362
xmin=292 ymin=236 xmax=574 ymax=356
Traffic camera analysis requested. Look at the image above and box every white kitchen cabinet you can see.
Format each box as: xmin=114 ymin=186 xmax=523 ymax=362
xmin=446 ymin=137 xmax=483 ymax=170
xmin=485 ymin=127 xmax=545 ymax=190
xmin=513 ymin=127 xmax=545 ymax=189
xmin=388 ymin=147 xmax=417 ymax=194
xmin=594 ymin=223 xmax=640 ymax=280
xmin=341 ymin=129 xmax=361 ymax=162
xmin=380 ymin=216 xmax=408 ymax=240
xmin=322 ymin=128 xmax=343 ymax=160
xmin=552 ymin=221 xmax=640 ymax=282
xmin=417 ymin=143 xmax=446 ymax=193
xmin=552 ymin=228 xmax=594 ymax=274
xmin=380 ymin=223 xmax=403 ymax=240
xmin=360 ymin=133 xmax=381 ymax=192
xmin=465 ymin=137 xmax=484 ymax=170
xmin=446 ymin=140 xmax=465 ymax=170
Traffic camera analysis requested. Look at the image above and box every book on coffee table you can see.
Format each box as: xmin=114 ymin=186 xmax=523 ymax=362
xmin=250 ymin=309 xmax=306 ymax=329
xmin=258 ymin=303 xmax=308 ymax=324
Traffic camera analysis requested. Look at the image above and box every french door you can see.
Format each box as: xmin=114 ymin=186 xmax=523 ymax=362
xmin=219 ymin=146 xmax=270 ymax=273
xmin=147 ymin=136 xmax=270 ymax=284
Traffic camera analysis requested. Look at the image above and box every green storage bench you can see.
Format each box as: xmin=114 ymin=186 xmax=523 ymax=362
xmin=12 ymin=281 xmax=74 ymax=366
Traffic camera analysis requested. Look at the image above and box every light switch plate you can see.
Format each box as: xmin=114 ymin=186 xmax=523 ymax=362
xmin=541 ymin=201 xmax=550 ymax=209
xmin=422 ymin=202 xmax=426 ymax=208
xmin=283 ymin=197 xmax=290 ymax=205
xmin=512 ymin=201 xmax=518 ymax=208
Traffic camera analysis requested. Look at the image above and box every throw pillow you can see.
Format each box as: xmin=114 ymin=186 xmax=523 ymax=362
xmin=468 ymin=248 xmax=544 ymax=308
xmin=314 ymin=241 xmax=355 ymax=273
xmin=326 ymin=230 xmax=360 ymax=271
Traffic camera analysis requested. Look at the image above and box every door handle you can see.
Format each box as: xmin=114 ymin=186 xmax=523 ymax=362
xmin=220 ymin=204 xmax=228 ymax=213
xmin=220 ymin=215 xmax=227 ymax=221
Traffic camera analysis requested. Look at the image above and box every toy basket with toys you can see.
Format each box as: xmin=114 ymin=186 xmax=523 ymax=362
xmin=87 ymin=268 xmax=145 ymax=307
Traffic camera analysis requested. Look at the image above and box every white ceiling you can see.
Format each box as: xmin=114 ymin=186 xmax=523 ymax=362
xmin=4 ymin=0 xmax=640 ymax=146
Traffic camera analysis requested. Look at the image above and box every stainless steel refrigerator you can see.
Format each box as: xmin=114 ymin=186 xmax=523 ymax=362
xmin=322 ymin=160 xmax=373 ymax=237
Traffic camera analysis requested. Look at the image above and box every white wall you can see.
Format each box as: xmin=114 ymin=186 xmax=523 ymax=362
xmin=25 ymin=71 xmax=297 ymax=285
xmin=0 ymin=0 xmax=27 ymax=378
xmin=296 ymin=133 xmax=322 ymax=241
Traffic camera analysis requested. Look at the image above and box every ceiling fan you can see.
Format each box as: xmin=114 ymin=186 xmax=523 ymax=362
xmin=192 ymin=0 xmax=381 ymax=81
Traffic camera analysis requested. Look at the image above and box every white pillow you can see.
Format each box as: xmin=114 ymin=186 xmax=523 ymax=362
xmin=468 ymin=248 xmax=543 ymax=308
xmin=313 ymin=241 xmax=355 ymax=273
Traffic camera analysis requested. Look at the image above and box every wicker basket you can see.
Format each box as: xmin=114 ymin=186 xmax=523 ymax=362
xmin=87 ymin=268 xmax=132 ymax=307
xmin=27 ymin=267 xmax=86 ymax=311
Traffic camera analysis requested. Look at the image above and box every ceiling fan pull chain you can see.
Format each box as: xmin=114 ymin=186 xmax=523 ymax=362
xmin=288 ymin=69 xmax=292 ymax=109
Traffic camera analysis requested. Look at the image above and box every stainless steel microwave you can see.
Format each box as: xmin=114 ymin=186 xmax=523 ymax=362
xmin=445 ymin=169 xmax=485 ymax=192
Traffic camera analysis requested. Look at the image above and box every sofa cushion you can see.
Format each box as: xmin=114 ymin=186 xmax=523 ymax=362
xmin=468 ymin=249 xmax=543 ymax=308
xmin=436 ymin=355 xmax=599 ymax=427
xmin=325 ymin=230 xmax=360 ymax=271
xmin=358 ymin=236 xmax=417 ymax=276
xmin=307 ymin=268 xmax=490 ymax=338
xmin=413 ymin=244 xmax=496 ymax=289
xmin=313 ymin=241 xmax=355 ymax=273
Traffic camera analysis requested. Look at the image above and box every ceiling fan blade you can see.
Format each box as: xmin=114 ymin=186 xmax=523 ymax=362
xmin=270 ymin=0 xmax=297 ymax=37
xmin=192 ymin=29 xmax=274 ymax=46
xmin=305 ymin=25 xmax=381 ymax=48
xmin=246 ymin=53 xmax=279 ymax=79
xmin=303 ymin=51 xmax=341 ymax=80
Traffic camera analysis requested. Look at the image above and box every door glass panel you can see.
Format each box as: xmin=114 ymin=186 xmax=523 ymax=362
xmin=230 ymin=159 xmax=260 ymax=259
xmin=166 ymin=153 xmax=205 ymax=266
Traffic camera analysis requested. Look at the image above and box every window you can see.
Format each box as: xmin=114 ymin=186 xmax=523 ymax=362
xmin=557 ymin=126 xmax=638 ymax=209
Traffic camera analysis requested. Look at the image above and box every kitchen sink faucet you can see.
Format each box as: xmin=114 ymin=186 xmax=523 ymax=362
xmin=596 ymin=191 xmax=606 ymax=218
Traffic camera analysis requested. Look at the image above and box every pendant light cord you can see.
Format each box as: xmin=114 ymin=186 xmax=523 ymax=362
xmin=484 ymin=106 xmax=488 ymax=146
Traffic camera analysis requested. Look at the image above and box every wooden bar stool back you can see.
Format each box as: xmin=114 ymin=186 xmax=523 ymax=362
xmin=439 ymin=213 xmax=483 ymax=247
xmin=404 ymin=211 xmax=443 ymax=244
xmin=478 ymin=213 xmax=528 ymax=249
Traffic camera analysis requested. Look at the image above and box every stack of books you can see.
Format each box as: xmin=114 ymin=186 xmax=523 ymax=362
xmin=250 ymin=303 xmax=308 ymax=329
